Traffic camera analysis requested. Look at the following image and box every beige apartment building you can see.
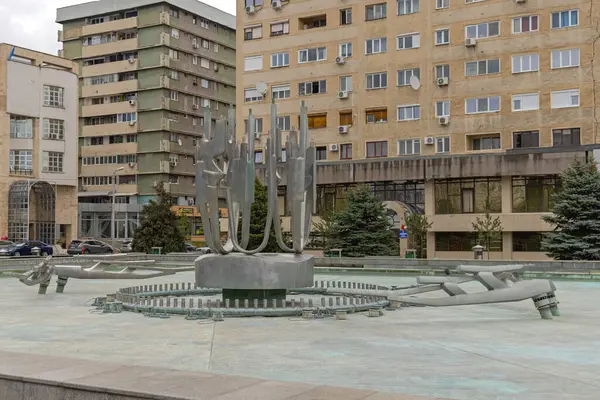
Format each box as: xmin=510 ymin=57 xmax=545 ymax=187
xmin=57 ymin=0 xmax=235 ymax=240
xmin=237 ymin=0 xmax=600 ymax=259
xmin=0 ymin=44 xmax=79 ymax=244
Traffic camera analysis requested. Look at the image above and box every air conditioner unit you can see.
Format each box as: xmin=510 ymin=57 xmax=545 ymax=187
xmin=465 ymin=37 xmax=477 ymax=47
xmin=192 ymin=104 xmax=199 ymax=110
xmin=129 ymin=120 xmax=136 ymax=126
xmin=329 ymin=144 xmax=339 ymax=152
xmin=170 ymin=161 xmax=178 ymax=167
xmin=128 ymin=99 xmax=136 ymax=105
xmin=514 ymin=0 xmax=526 ymax=3
xmin=153 ymin=181 xmax=158 ymax=187
xmin=128 ymin=58 xmax=135 ymax=64
xmin=193 ymin=43 xmax=199 ymax=49
xmin=335 ymin=56 xmax=346 ymax=65
xmin=42 ymin=167 xmax=49 ymax=172
xmin=213 ymin=64 xmax=219 ymax=71
xmin=128 ymin=162 xmax=136 ymax=168
xmin=80 ymin=186 xmax=87 ymax=192
xmin=436 ymin=77 xmax=449 ymax=86
xmin=245 ymin=5 xmax=255 ymax=14
xmin=193 ymin=78 xmax=198 ymax=85
xmin=438 ymin=116 xmax=450 ymax=126
xmin=424 ymin=137 xmax=435 ymax=145
xmin=254 ymin=131 xmax=261 ymax=139
xmin=338 ymin=125 xmax=349 ymax=134
xmin=272 ymin=0 xmax=283 ymax=10
xmin=338 ymin=91 xmax=349 ymax=99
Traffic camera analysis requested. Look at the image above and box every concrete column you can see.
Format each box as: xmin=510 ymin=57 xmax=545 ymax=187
xmin=502 ymin=231 xmax=513 ymax=260
xmin=500 ymin=175 xmax=512 ymax=214
xmin=426 ymin=231 xmax=436 ymax=259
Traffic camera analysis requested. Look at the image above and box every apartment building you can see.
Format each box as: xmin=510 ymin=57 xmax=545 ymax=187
xmin=0 ymin=44 xmax=78 ymax=245
xmin=57 ymin=0 xmax=235 ymax=240
xmin=237 ymin=0 xmax=600 ymax=260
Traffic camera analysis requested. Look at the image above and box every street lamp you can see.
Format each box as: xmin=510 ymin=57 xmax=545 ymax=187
xmin=111 ymin=167 xmax=125 ymax=251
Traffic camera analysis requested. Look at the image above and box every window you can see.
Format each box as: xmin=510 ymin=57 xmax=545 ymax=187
xmin=397 ymin=104 xmax=420 ymax=121
xmin=513 ymin=232 xmax=543 ymax=252
xmin=366 ymin=72 xmax=387 ymax=89
xmin=551 ymin=48 xmax=580 ymax=69
xmin=551 ymin=89 xmax=580 ymax=108
xmin=109 ymin=135 xmax=124 ymax=144
xmin=201 ymin=79 xmax=210 ymax=88
xmin=397 ymin=68 xmax=419 ymax=87
xmin=436 ymin=101 xmax=450 ymax=117
xmin=244 ymin=25 xmax=262 ymax=40
xmin=470 ymin=135 xmax=501 ymax=151
xmin=366 ymin=108 xmax=387 ymax=123
xmin=398 ymin=0 xmax=419 ymax=15
xmin=465 ymin=21 xmax=500 ymax=39
xmin=316 ymin=146 xmax=327 ymax=160
xmin=169 ymin=132 xmax=180 ymax=143
xmin=397 ymin=33 xmax=420 ymax=50
xmin=513 ymin=15 xmax=538 ymax=33
xmin=339 ymin=111 xmax=353 ymax=126
xmin=272 ymin=84 xmax=291 ymax=100
xmin=244 ymin=55 xmax=263 ymax=72
xmin=244 ymin=118 xmax=263 ymax=134
xmin=271 ymin=20 xmax=290 ymax=36
xmin=307 ymin=113 xmax=327 ymax=129
xmin=277 ymin=115 xmax=291 ymax=131
xmin=299 ymin=80 xmax=327 ymax=96
xmin=340 ymin=76 xmax=353 ymax=92
xmin=552 ymin=9 xmax=578 ymax=29
xmin=512 ymin=93 xmax=539 ymax=111
xmin=436 ymin=0 xmax=448 ymax=9
xmin=513 ymin=130 xmax=540 ymax=148
xmin=340 ymin=42 xmax=353 ymax=58
xmin=244 ymin=88 xmax=263 ymax=103
xmin=170 ymin=70 xmax=179 ymax=80
xmin=43 ymin=118 xmax=64 ymax=140
xmin=465 ymin=59 xmax=500 ymax=76
xmin=465 ymin=96 xmax=501 ymax=114
xmin=9 ymin=150 xmax=33 ymax=173
xmin=435 ymin=29 xmax=449 ymax=45
xmin=367 ymin=141 xmax=388 ymax=158
xmin=435 ymin=233 xmax=477 ymax=252
xmin=436 ymin=64 xmax=450 ymax=79
xmin=436 ymin=136 xmax=450 ymax=153
xmin=398 ymin=139 xmax=420 ymax=155
xmin=512 ymin=53 xmax=539 ymax=73
xmin=300 ymin=14 xmax=327 ymax=29
xmin=255 ymin=151 xmax=264 ymax=164
xmin=169 ymin=49 xmax=179 ymax=59
xmin=365 ymin=38 xmax=387 ymax=55
xmin=170 ymin=8 xmax=179 ymax=17
xmin=271 ymin=52 xmax=289 ymax=68
xmin=366 ymin=3 xmax=387 ymax=20
xmin=552 ymin=127 xmax=580 ymax=147
xmin=340 ymin=143 xmax=352 ymax=160
xmin=169 ymin=91 xmax=178 ymax=101
xmin=171 ymin=28 xmax=179 ymax=38
xmin=340 ymin=8 xmax=352 ymax=25
xmin=43 ymin=151 xmax=64 ymax=173
xmin=200 ymin=58 xmax=210 ymax=69
xmin=298 ymin=47 xmax=327 ymax=63
xmin=512 ymin=176 xmax=560 ymax=212
xmin=117 ymin=112 xmax=137 ymax=123
xmin=43 ymin=85 xmax=64 ymax=107
xmin=9 ymin=115 xmax=33 ymax=138
xmin=435 ymin=178 xmax=502 ymax=214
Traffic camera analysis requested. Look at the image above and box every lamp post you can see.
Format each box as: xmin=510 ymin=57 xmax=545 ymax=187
xmin=111 ymin=167 xmax=125 ymax=251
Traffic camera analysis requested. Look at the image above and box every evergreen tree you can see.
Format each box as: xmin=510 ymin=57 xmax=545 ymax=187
xmin=329 ymin=185 xmax=399 ymax=257
xmin=405 ymin=213 xmax=432 ymax=259
xmin=132 ymin=182 xmax=186 ymax=253
xmin=472 ymin=212 xmax=503 ymax=259
xmin=542 ymin=159 xmax=600 ymax=260
xmin=242 ymin=178 xmax=280 ymax=252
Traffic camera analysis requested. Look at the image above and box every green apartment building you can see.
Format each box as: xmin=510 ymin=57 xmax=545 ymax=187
xmin=56 ymin=0 xmax=235 ymax=240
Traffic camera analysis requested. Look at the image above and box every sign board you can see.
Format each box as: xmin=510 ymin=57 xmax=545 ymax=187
xmin=399 ymin=230 xmax=408 ymax=239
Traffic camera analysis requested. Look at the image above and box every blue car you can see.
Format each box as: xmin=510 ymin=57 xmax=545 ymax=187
xmin=0 ymin=241 xmax=54 ymax=257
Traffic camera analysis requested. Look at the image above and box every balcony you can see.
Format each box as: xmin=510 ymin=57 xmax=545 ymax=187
xmin=299 ymin=15 xmax=327 ymax=31
xmin=80 ymin=143 xmax=137 ymax=157
xmin=82 ymin=38 xmax=138 ymax=59
xmin=81 ymin=17 xmax=138 ymax=37
xmin=79 ymin=183 xmax=138 ymax=195
xmin=82 ymin=122 xmax=138 ymax=137
xmin=81 ymin=163 xmax=137 ymax=176
xmin=82 ymin=80 xmax=138 ymax=98
xmin=82 ymin=101 xmax=137 ymax=118
xmin=9 ymin=167 xmax=34 ymax=177
xmin=82 ymin=59 xmax=138 ymax=78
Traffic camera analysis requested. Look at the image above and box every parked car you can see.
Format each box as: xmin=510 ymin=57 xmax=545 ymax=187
xmin=198 ymin=247 xmax=212 ymax=254
xmin=120 ymin=240 xmax=133 ymax=253
xmin=67 ymin=240 xmax=115 ymax=255
xmin=184 ymin=243 xmax=197 ymax=252
xmin=1 ymin=241 xmax=53 ymax=257
xmin=0 ymin=240 xmax=15 ymax=256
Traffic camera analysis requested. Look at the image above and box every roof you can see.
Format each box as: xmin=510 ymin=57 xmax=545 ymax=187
xmin=56 ymin=0 xmax=235 ymax=30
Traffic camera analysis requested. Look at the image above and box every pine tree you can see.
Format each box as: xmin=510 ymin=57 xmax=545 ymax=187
xmin=329 ymin=185 xmax=399 ymax=257
xmin=542 ymin=159 xmax=600 ymax=260
xmin=132 ymin=182 xmax=186 ymax=253
xmin=405 ymin=213 xmax=432 ymax=259
xmin=242 ymin=178 xmax=280 ymax=252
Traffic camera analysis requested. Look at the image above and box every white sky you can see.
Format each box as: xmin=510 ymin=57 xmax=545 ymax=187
xmin=0 ymin=0 xmax=236 ymax=55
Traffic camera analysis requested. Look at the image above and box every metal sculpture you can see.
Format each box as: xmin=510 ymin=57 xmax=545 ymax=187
xmin=194 ymin=101 xmax=316 ymax=299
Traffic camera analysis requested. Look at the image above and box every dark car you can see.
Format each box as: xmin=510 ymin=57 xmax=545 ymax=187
xmin=185 ymin=243 xmax=197 ymax=252
xmin=67 ymin=240 xmax=115 ymax=255
xmin=2 ymin=241 xmax=53 ymax=257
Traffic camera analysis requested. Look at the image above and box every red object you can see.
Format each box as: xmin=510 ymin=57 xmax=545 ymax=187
xmin=0 ymin=236 xmax=7 ymax=240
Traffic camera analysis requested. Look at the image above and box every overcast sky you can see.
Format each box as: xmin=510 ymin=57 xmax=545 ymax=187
xmin=0 ymin=0 xmax=236 ymax=55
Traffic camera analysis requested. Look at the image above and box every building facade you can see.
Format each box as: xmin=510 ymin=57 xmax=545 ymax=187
xmin=57 ymin=0 xmax=235 ymax=241
xmin=237 ymin=0 xmax=600 ymax=259
xmin=0 ymin=44 xmax=79 ymax=245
